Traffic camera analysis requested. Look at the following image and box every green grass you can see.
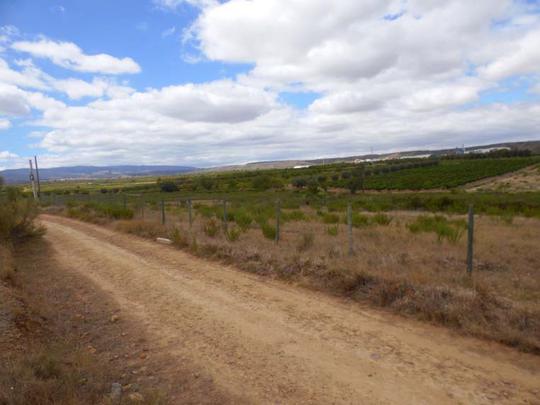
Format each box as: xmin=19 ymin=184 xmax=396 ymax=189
xmin=407 ymin=215 xmax=467 ymax=243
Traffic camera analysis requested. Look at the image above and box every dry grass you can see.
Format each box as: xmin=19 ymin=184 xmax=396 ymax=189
xmin=68 ymin=206 xmax=540 ymax=353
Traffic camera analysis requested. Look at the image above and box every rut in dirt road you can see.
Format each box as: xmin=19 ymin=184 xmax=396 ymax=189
xmin=40 ymin=215 xmax=540 ymax=404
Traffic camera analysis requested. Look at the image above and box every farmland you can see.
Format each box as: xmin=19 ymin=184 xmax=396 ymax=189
xmin=27 ymin=154 xmax=539 ymax=354
xmin=2 ymin=153 xmax=540 ymax=403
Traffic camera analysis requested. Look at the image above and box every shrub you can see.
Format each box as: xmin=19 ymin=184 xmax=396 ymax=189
xmin=372 ymin=213 xmax=392 ymax=226
xmin=159 ymin=181 xmax=179 ymax=193
xmin=204 ymin=219 xmax=220 ymax=237
xmin=226 ymin=226 xmax=241 ymax=242
xmin=297 ymin=232 xmax=315 ymax=252
xmin=115 ymin=220 xmax=165 ymax=239
xmin=327 ymin=225 xmax=339 ymax=236
xmin=234 ymin=209 xmax=253 ymax=230
xmin=261 ymin=223 xmax=276 ymax=240
xmin=351 ymin=213 xmax=370 ymax=228
xmin=322 ymin=212 xmax=340 ymax=224
xmin=169 ymin=228 xmax=189 ymax=248
xmin=282 ymin=210 xmax=306 ymax=222
xmin=407 ymin=215 xmax=466 ymax=243
xmin=0 ymin=190 xmax=44 ymax=242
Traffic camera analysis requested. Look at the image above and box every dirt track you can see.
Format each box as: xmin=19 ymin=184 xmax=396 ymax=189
xmin=40 ymin=215 xmax=540 ymax=404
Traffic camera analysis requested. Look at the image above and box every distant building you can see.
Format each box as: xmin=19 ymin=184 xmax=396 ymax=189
xmin=293 ymin=165 xmax=311 ymax=169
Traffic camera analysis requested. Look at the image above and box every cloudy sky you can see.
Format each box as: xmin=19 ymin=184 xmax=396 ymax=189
xmin=0 ymin=0 xmax=539 ymax=169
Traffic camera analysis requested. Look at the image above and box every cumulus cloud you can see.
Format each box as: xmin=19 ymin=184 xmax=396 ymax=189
xmin=11 ymin=38 xmax=141 ymax=74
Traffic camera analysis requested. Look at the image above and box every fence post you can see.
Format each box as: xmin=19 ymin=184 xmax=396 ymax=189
xmin=161 ymin=200 xmax=166 ymax=225
xmin=222 ymin=200 xmax=228 ymax=233
xmin=347 ymin=202 xmax=353 ymax=256
xmin=123 ymin=194 xmax=127 ymax=210
xmin=275 ymin=199 xmax=281 ymax=244
xmin=467 ymin=204 xmax=474 ymax=274
xmin=188 ymin=199 xmax=193 ymax=228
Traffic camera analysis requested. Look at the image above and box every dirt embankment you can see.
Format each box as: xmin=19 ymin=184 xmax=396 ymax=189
xmin=21 ymin=214 xmax=540 ymax=404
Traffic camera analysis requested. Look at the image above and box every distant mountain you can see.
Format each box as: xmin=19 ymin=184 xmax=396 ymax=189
xmin=0 ymin=165 xmax=196 ymax=184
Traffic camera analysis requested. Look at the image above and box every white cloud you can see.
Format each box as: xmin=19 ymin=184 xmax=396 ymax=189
xmin=0 ymin=151 xmax=18 ymax=159
xmin=162 ymin=26 xmax=176 ymax=38
xmin=0 ymin=119 xmax=11 ymax=130
xmin=11 ymin=38 xmax=141 ymax=74
xmin=479 ymin=29 xmax=540 ymax=80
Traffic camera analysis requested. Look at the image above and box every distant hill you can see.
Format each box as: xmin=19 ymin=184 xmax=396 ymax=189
xmin=0 ymin=165 xmax=196 ymax=184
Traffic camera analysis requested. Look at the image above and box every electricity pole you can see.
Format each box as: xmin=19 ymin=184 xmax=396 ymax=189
xmin=29 ymin=159 xmax=38 ymax=201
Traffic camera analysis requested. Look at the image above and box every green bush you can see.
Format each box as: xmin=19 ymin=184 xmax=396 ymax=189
xmin=351 ymin=213 xmax=370 ymax=228
xmin=261 ymin=222 xmax=276 ymax=240
xmin=282 ymin=210 xmax=306 ymax=222
xmin=233 ymin=209 xmax=253 ymax=230
xmin=372 ymin=213 xmax=392 ymax=226
xmin=327 ymin=225 xmax=339 ymax=236
xmin=226 ymin=226 xmax=241 ymax=242
xmin=407 ymin=215 xmax=466 ymax=243
xmin=322 ymin=212 xmax=340 ymax=224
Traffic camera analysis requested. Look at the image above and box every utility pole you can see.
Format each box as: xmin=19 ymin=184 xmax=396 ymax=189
xmin=28 ymin=159 xmax=38 ymax=201
xmin=34 ymin=156 xmax=41 ymax=199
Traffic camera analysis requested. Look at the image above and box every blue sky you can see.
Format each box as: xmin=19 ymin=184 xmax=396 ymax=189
xmin=0 ymin=0 xmax=539 ymax=169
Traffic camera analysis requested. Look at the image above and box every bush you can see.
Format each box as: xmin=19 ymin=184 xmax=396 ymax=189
xmin=0 ymin=190 xmax=44 ymax=242
xmin=169 ymin=228 xmax=189 ymax=248
xmin=322 ymin=212 xmax=340 ymax=224
xmin=115 ymin=220 xmax=165 ymax=239
xmin=261 ymin=223 xmax=276 ymax=240
xmin=297 ymin=232 xmax=314 ymax=252
xmin=327 ymin=225 xmax=339 ymax=236
xmin=234 ymin=209 xmax=253 ymax=230
xmin=372 ymin=213 xmax=392 ymax=226
xmin=351 ymin=213 xmax=370 ymax=228
xmin=282 ymin=210 xmax=306 ymax=222
xmin=407 ymin=215 xmax=466 ymax=243
xmin=159 ymin=181 xmax=179 ymax=193
xmin=226 ymin=226 xmax=241 ymax=242
xmin=204 ymin=219 xmax=220 ymax=237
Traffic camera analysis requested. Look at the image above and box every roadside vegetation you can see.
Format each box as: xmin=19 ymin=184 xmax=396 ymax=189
xmin=0 ymin=178 xmax=163 ymax=404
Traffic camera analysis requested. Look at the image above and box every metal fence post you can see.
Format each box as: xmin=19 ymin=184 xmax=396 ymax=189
xmin=188 ymin=199 xmax=193 ymax=228
xmin=275 ymin=199 xmax=281 ymax=244
xmin=161 ymin=200 xmax=166 ymax=225
xmin=347 ymin=202 xmax=353 ymax=256
xmin=222 ymin=200 xmax=228 ymax=233
xmin=467 ymin=204 xmax=474 ymax=274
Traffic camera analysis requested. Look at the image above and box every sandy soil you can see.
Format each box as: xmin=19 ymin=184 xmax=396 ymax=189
xmin=38 ymin=214 xmax=540 ymax=404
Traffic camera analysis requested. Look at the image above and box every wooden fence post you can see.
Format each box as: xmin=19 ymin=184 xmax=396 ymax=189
xmin=467 ymin=204 xmax=474 ymax=274
xmin=347 ymin=202 xmax=353 ymax=256
xmin=123 ymin=194 xmax=127 ymax=210
xmin=161 ymin=200 xmax=166 ymax=225
xmin=188 ymin=199 xmax=193 ymax=228
xmin=275 ymin=199 xmax=281 ymax=244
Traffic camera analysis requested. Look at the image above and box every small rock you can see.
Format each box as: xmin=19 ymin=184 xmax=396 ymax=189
xmin=110 ymin=314 xmax=120 ymax=323
xmin=110 ymin=382 xmax=122 ymax=402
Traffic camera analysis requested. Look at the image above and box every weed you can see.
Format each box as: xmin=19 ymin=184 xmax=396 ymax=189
xmin=297 ymin=232 xmax=315 ymax=252
xmin=372 ymin=213 xmax=392 ymax=226
xmin=407 ymin=215 xmax=466 ymax=243
xmin=327 ymin=225 xmax=339 ymax=236
xmin=204 ymin=219 xmax=220 ymax=237
xmin=261 ymin=223 xmax=276 ymax=240
xmin=322 ymin=212 xmax=340 ymax=224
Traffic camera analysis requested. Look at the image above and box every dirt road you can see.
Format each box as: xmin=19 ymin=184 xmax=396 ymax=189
xmin=39 ymin=215 xmax=539 ymax=404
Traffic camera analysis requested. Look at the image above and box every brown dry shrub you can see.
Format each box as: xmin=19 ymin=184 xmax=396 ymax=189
xmin=115 ymin=220 xmax=167 ymax=239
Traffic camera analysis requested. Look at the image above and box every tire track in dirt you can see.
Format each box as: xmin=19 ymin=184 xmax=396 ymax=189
xmin=40 ymin=215 xmax=540 ymax=404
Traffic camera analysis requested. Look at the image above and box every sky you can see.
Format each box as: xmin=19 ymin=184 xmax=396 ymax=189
xmin=0 ymin=0 xmax=540 ymax=170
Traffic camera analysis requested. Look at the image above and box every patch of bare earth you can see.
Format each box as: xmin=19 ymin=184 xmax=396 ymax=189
xmin=32 ymin=214 xmax=540 ymax=404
